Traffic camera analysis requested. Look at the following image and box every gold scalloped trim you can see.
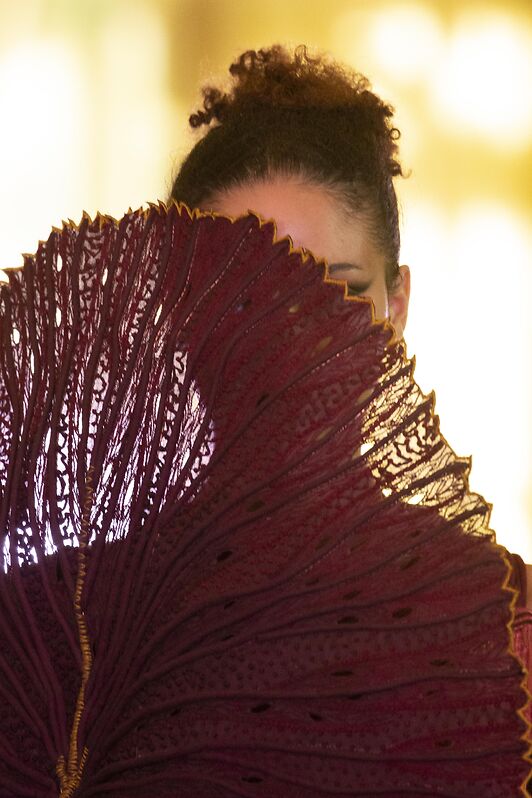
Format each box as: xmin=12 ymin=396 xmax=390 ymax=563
xmin=499 ymin=547 xmax=532 ymax=790
xmin=4 ymin=200 xmax=531 ymax=782
xmin=2 ymin=199 xmax=397 ymax=339
xmin=2 ymin=200 xmax=521 ymax=519
xmin=0 ymin=198 xmax=505 ymax=525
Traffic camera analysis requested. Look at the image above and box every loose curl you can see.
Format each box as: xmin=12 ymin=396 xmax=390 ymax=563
xmin=170 ymin=45 xmax=404 ymax=289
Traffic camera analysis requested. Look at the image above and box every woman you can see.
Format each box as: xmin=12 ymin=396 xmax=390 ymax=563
xmin=0 ymin=44 xmax=529 ymax=797
xmin=169 ymin=45 xmax=531 ymax=614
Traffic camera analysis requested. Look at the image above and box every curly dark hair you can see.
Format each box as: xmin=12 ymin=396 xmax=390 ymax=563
xmin=169 ymin=45 xmax=404 ymax=289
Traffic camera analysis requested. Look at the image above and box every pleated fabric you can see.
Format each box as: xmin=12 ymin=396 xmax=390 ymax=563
xmin=0 ymin=203 xmax=529 ymax=797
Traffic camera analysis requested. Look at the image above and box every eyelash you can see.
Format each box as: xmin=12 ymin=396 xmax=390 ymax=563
xmin=347 ymin=284 xmax=370 ymax=296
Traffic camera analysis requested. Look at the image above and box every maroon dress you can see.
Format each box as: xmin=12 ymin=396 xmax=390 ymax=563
xmin=0 ymin=204 xmax=529 ymax=796
xmin=509 ymin=553 xmax=531 ymax=729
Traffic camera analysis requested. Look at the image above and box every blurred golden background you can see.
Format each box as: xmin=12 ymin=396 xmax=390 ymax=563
xmin=1 ymin=0 xmax=531 ymax=559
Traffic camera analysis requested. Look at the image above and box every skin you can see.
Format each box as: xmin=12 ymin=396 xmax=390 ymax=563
xmin=205 ymin=174 xmax=411 ymax=338
xmin=205 ymin=175 xmax=532 ymax=609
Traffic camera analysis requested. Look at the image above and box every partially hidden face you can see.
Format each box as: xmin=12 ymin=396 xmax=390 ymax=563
xmin=203 ymin=175 xmax=410 ymax=339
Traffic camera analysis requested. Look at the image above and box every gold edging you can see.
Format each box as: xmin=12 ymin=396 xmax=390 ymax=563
xmin=7 ymin=200 xmax=531 ymax=783
xmin=1 ymin=199 xmax=394 ymax=341
xmin=0 ymin=197 xmax=505 ymax=524
xmin=56 ymin=465 xmax=95 ymax=797
xmin=500 ymin=548 xmax=532 ymax=792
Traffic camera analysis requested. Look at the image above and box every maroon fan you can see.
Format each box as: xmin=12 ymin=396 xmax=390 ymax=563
xmin=0 ymin=203 xmax=529 ymax=797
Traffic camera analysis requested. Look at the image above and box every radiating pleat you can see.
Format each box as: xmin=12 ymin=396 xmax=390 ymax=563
xmin=0 ymin=204 xmax=529 ymax=797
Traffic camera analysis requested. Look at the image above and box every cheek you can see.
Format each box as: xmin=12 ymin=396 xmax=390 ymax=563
xmin=366 ymin=281 xmax=389 ymax=321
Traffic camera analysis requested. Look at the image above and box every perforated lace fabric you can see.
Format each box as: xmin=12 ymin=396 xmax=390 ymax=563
xmin=0 ymin=203 xmax=529 ymax=798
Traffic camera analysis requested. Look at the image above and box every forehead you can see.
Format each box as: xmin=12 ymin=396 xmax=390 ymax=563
xmin=205 ymin=177 xmax=383 ymax=273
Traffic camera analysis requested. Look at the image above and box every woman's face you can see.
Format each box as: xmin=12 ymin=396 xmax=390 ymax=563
xmin=205 ymin=175 xmax=410 ymax=338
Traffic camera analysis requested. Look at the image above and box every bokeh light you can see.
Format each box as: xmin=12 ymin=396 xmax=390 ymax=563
xmin=95 ymin=4 xmax=173 ymax=214
xmin=0 ymin=37 xmax=85 ymax=270
xmin=432 ymin=12 xmax=532 ymax=148
xmin=367 ymin=4 xmax=445 ymax=83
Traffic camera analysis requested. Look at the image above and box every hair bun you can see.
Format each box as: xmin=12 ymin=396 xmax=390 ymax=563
xmin=189 ymin=45 xmax=387 ymax=129
xmin=174 ymin=44 xmax=403 ymax=282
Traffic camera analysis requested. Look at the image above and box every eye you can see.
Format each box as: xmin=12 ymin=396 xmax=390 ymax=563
xmin=347 ymin=283 xmax=370 ymax=297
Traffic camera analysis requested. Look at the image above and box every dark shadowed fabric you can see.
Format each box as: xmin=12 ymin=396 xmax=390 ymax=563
xmin=0 ymin=204 xmax=530 ymax=798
